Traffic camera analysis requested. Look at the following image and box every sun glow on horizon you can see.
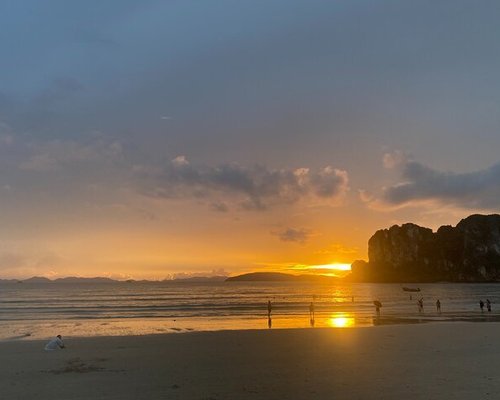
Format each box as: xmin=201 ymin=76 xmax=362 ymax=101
xmin=309 ymin=263 xmax=352 ymax=271
xmin=289 ymin=263 xmax=352 ymax=277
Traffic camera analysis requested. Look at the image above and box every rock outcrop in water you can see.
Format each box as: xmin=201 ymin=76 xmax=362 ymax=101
xmin=351 ymin=214 xmax=500 ymax=282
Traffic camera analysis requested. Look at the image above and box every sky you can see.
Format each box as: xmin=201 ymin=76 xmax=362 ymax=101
xmin=2 ymin=1 xmax=500 ymax=279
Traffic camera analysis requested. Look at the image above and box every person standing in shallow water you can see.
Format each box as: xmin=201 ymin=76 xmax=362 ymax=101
xmin=267 ymin=300 xmax=273 ymax=328
xmin=309 ymin=302 xmax=315 ymax=320
xmin=487 ymin=299 xmax=491 ymax=312
xmin=309 ymin=301 xmax=315 ymax=327
xmin=436 ymin=299 xmax=441 ymax=314
xmin=417 ymin=298 xmax=424 ymax=313
xmin=480 ymin=300 xmax=485 ymax=312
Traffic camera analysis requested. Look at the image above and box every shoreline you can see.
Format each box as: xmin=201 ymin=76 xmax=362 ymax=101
xmin=3 ymin=310 xmax=500 ymax=342
xmin=1 ymin=318 xmax=495 ymax=342
xmin=2 ymin=323 xmax=499 ymax=399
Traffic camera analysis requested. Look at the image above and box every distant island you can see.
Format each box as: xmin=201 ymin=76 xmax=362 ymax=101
xmin=225 ymin=272 xmax=339 ymax=283
xmin=351 ymin=214 xmax=500 ymax=283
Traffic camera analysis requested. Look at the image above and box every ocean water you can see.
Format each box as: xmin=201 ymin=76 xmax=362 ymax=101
xmin=1 ymin=281 xmax=500 ymax=341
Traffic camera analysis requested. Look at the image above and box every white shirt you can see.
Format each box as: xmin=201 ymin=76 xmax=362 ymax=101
xmin=45 ymin=337 xmax=64 ymax=351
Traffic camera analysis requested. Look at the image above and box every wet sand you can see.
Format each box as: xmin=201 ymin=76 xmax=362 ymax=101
xmin=1 ymin=323 xmax=499 ymax=399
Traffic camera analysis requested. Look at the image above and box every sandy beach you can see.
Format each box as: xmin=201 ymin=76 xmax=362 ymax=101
xmin=1 ymin=322 xmax=499 ymax=400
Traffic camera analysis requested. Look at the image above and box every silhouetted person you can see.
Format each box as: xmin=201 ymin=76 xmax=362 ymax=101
xmin=480 ymin=300 xmax=485 ymax=312
xmin=268 ymin=316 xmax=272 ymax=329
xmin=267 ymin=300 xmax=272 ymax=317
xmin=374 ymin=300 xmax=382 ymax=316
xmin=436 ymin=299 xmax=441 ymax=313
xmin=417 ymin=298 xmax=424 ymax=313
xmin=487 ymin=299 xmax=492 ymax=312
xmin=309 ymin=301 xmax=315 ymax=326
xmin=309 ymin=302 xmax=315 ymax=319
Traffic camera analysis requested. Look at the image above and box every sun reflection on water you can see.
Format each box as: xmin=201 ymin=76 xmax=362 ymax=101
xmin=329 ymin=314 xmax=355 ymax=328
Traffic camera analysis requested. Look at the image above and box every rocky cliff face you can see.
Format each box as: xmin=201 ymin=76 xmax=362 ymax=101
xmin=352 ymin=214 xmax=500 ymax=282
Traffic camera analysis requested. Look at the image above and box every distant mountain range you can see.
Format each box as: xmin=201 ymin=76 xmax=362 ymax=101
xmin=0 ymin=273 xmax=338 ymax=284
xmin=0 ymin=276 xmax=228 ymax=284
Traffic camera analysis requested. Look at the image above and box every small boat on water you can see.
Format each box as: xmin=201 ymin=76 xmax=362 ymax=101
xmin=402 ymin=287 xmax=421 ymax=292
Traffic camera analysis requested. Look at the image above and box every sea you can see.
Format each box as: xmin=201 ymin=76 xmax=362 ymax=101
xmin=1 ymin=281 xmax=500 ymax=341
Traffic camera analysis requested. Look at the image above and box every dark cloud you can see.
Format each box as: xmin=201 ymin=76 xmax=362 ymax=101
xmin=210 ymin=201 xmax=229 ymax=213
xmin=380 ymin=158 xmax=500 ymax=210
xmin=0 ymin=129 xmax=128 ymax=217
xmin=18 ymin=135 xmax=123 ymax=172
xmin=0 ymin=128 xmax=124 ymax=175
xmin=274 ymin=227 xmax=311 ymax=244
xmin=136 ymin=156 xmax=349 ymax=210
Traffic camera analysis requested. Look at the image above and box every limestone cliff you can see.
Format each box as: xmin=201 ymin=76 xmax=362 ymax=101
xmin=351 ymin=214 xmax=500 ymax=282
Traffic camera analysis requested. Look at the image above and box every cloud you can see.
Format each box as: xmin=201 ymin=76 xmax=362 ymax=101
xmin=210 ymin=201 xmax=229 ymax=213
xmin=166 ymin=268 xmax=229 ymax=280
xmin=314 ymin=243 xmax=359 ymax=256
xmin=0 ymin=250 xmax=63 ymax=279
xmin=136 ymin=156 xmax=349 ymax=210
xmin=383 ymin=150 xmax=409 ymax=169
xmin=358 ymin=189 xmax=374 ymax=203
xmin=19 ymin=135 xmax=123 ymax=172
xmin=273 ymin=227 xmax=312 ymax=244
xmin=0 ymin=129 xmax=129 ymax=215
xmin=373 ymin=155 xmax=500 ymax=210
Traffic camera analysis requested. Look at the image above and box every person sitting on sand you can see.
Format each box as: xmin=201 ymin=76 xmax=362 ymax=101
xmin=45 ymin=335 xmax=65 ymax=351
